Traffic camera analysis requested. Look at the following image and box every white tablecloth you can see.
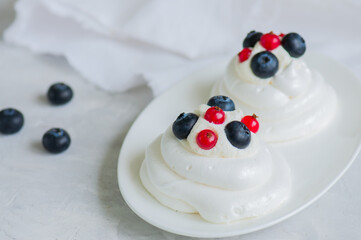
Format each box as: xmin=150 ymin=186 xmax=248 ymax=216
xmin=0 ymin=1 xmax=361 ymax=239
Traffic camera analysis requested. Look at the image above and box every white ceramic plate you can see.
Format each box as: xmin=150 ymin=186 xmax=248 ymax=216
xmin=117 ymin=53 xmax=361 ymax=238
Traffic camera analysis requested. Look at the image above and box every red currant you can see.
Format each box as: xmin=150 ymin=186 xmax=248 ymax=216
xmin=279 ymin=33 xmax=285 ymax=38
xmin=241 ymin=114 xmax=259 ymax=133
xmin=196 ymin=129 xmax=217 ymax=150
xmin=260 ymin=33 xmax=281 ymax=51
xmin=204 ymin=107 xmax=225 ymax=124
xmin=238 ymin=48 xmax=252 ymax=63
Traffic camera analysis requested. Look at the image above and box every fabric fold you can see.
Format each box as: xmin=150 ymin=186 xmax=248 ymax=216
xmin=4 ymin=0 xmax=361 ymax=95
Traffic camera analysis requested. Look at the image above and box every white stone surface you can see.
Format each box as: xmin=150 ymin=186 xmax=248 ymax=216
xmin=0 ymin=1 xmax=360 ymax=240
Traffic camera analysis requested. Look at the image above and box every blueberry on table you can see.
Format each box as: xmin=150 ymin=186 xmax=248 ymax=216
xmin=243 ymin=30 xmax=263 ymax=48
xmin=207 ymin=95 xmax=235 ymax=111
xmin=47 ymin=83 xmax=73 ymax=105
xmin=281 ymin=33 xmax=306 ymax=58
xmin=172 ymin=113 xmax=198 ymax=140
xmin=0 ymin=108 xmax=24 ymax=134
xmin=251 ymin=51 xmax=279 ymax=79
xmin=225 ymin=121 xmax=251 ymax=149
xmin=42 ymin=128 xmax=71 ymax=153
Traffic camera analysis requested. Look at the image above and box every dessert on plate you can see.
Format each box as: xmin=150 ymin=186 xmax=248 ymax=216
xmin=212 ymin=31 xmax=338 ymax=142
xmin=140 ymin=96 xmax=291 ymax=223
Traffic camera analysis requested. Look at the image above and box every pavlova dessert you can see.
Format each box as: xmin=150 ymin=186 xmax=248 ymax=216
xmin=140 ymin=96 xmax=291 ymax=223
xmin=212 ymin=31 xmax=337 ymax=142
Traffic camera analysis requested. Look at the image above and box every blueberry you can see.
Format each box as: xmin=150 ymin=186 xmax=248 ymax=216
xmin=47 ymin=83 xmax=73 ymax=105
xmin=207 ymin=95 xmax=235 ymax=111
xmin=251 ymin=51 xmax=279 ymax=78
xmin=172 ymin=113 xmax=198 ymax=140
xmin=0 ymin=108 xmax=24 ymax=134
xmin=225 ymin=121 xmax=251 ymax=149
xmin=243 ymin=31 xmax=263 ymax=48
xmin=42 ymin=128 xmax=71 ymax=153
xmin=281 ymin=33 xmax=306 ymax=58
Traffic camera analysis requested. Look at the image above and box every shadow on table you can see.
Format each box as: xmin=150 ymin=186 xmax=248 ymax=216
xmin=95 ymin=86 xmax=174 ymax=239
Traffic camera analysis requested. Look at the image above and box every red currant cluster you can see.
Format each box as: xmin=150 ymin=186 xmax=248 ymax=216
xmin=196 ymin=107 xmax=259 ymax=150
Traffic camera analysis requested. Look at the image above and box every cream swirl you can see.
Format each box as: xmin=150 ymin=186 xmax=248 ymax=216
xmin=140 ymin=105 xmax=291 ymax=223
xmin=212 ymin=42 xmax=337 ymax=142
xmin=162 ymin=126 xmax=272 ymax=190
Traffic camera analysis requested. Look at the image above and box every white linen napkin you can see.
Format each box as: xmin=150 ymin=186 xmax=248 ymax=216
xmin=4 ymin=0 xmax=361 ymax=95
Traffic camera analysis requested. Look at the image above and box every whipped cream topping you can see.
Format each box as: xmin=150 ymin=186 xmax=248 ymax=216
xmin=140 ymin=105 xmax=291 ymax=223
xmin=212 ymin=42 xmax=337 ymax=142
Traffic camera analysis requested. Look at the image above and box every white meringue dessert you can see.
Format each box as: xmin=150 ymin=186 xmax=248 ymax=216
xmin=140 ymin=98 xmax=291 ymax=223
xmin=212 ymin=31 xmax=338 ymax=142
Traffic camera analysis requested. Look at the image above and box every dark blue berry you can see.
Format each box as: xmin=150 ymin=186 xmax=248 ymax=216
xmin=47 ymin=83 xmax=73 ymax=105
xmin=0 ymin=108 xmax=24 ymax=134
xmin=172 ymin=113 xmax=198 ymax=140
xmin=42 ymin=128 xmax=71 ymax=153
xmin=243 ymin=31 xmax=263 ymax=48
xmin=207 ymin=95 xmax=235 ymax=111
xmin=251 ymin=51 xmax=279 ymax=79
xmin=281 ymin=33 xmax=306 ymax=58
xmin=225 ymin=121 xmax=251 ymax=149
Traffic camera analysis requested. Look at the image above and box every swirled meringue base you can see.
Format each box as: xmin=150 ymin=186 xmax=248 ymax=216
xmin=211 ymin=57 xmax=338 ymax=142
xmin=140 ymin=134 xmax=291 ymax=224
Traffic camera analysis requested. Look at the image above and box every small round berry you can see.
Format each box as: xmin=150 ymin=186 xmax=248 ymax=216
xmin=207 ymin=96 xmax=235 ymax=111
xmin=204 ymin=107 xmax=225 ymax=124
xmin=172 ymin=113 xmax=198 ymax=140
xmin=281 ymin=32 xmax=306 ymax=58
xmin=238 ymin=48 xmax=252 ymax=63
xmin=0 ymin=108 xmax=24 ymax=134
xmin=279 ymin=33 xmax=285 ymax=38
xmin=241 ymin=114 xmax=259 ymax=133
xmin=251 ymin=51 xmax=279 ymax=79
xmin=225 ymin=121 xmax=251 ymax=149
xmin=243 ymin=31 xmax=263 ymax=48
xmin=260 ymin=33 xmax=281 ymax=50
xmin=47 ymin=83 xmax=73 ymax=105
xmin=196 ymin=129 xmax=217 ymax=150
xmin=42 ymin=128 xmax=71 ymax=153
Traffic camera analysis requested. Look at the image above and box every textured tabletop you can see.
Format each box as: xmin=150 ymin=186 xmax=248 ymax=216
xmin=0 ymin=1 xmax=360 ymax=240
